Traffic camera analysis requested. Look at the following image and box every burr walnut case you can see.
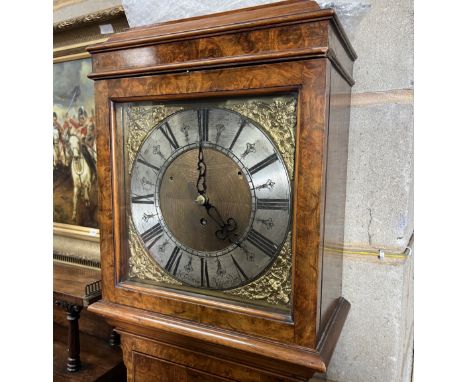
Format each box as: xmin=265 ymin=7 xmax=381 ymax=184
xmin=87 ymin=1 xmax=356 ymax=380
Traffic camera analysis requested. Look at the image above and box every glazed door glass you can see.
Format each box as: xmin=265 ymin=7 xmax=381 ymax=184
xmin=115 ymin=94 xmax=297 ymax=312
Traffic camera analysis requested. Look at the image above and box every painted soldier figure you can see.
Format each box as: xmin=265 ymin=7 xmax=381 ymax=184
xmin=53 ymin=111 xmax=62 ymax=132
xmin=84 ymin=111 xmax=97 ymax=162
xmin=68 ymin=106 xmax=89 ymax=139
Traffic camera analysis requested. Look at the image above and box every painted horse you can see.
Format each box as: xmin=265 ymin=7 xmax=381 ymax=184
xmin=68 ymin=134 xmax=96 ymax=222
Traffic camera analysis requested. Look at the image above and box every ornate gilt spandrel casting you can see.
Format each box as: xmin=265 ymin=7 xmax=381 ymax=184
xmin=227 ymin=232 xmax=292 ymax=306
xmin=225 ymin=96 xmax=297 ymax=179
xmin=126 ymin=104 xmax=184 ymax=285
xmin=128 ymin=220 xmax=182 ymax=286
xmin=125 ymin=105 xmax=183 ymax=171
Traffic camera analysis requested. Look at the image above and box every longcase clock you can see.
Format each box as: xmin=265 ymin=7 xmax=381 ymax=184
xmin=88 ymin=1 xmax=356 ymax=380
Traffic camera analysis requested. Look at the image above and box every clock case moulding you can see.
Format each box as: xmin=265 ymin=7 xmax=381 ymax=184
xmin=87 ymin=0 xmax=356 ymax=380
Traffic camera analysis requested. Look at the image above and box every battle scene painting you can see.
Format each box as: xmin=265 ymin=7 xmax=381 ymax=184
xmin=53 ymin=58 xmax=98 ymax=228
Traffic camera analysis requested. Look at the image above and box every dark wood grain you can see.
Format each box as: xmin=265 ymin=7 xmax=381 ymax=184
xmin=90 ymin=22 xmax=328 ymax=79
xmin=88 ymin=0 xmax=322 ymax=52
xmin=88 ymin=1 xmax=355 ymax=380
xmin=53 ymin=261 xmax=101 ymax=307
xmin=89 ymin=300 xmax=325 ymax=373
xmin=93 ymin=79 xmax=113 ymax=304
xmin=132 ymin=353 xmax=235 ymax=382
xmin=119 ymin=330 xmax=317 ymax=382
xmin=292 ymin=58 xmax=331 ymax=347
xmin=88 ymin=1 xmax=356 ymax=83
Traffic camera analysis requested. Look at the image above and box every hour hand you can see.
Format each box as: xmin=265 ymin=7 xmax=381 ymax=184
xmin=196 ymin=146 xmax=207 ymax=196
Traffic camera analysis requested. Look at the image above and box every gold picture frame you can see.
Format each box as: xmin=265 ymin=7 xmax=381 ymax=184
xmin=53 ymin=5 xmax=128 ymax=265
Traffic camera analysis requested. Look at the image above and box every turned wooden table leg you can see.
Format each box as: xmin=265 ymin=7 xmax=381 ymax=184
xmin=109 ymin=329 xmax=120 ymax=347
xmin=55 ymin=301 xmax=83 ymax=372
xmin=67 ymin=305 xmax=83 ymax=372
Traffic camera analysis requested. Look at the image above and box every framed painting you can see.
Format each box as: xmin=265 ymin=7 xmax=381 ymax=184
xmin=53 ymin=56 xmax=97 ymax=228
xmin=53 ymin=4 xmax=128 ymax=265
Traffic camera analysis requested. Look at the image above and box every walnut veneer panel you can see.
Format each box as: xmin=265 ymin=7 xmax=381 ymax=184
xmin=92 ymin=22 xmax=328 ymax=75
xmin=121 ymin=331 xmax=309 ymax=382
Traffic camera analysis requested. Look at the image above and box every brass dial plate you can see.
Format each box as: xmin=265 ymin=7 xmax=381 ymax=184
xmin=159 ymin=148 xmax=252 ymax=252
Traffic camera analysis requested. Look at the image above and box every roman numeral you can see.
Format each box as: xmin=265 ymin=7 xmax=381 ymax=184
xmin=248 ymin=154 xmax=278 ymax=175
xmin=246 ymin=229 xmax=278 ymax=258
xmin=160 ymin=122 xmax=179 ymax=150
xmin=230 ymin=254 xmax=248 ymax=280
xmin=131 ymin=194 xmax=154 ymax=204
xmin=137 ymin=157 xmax=160 ymax=172
xmin=257 ymin=198 xmax=289 ymax=211
xmin=198 ymin=109 xmax=209 ymax=142
xmin=165 ymin=246 xmax=182 ymax=274
xmin=200 ymin=257 xmax=210 ymax=288
xmin=141 ymin=223 xmax=163 ymax=249
xmin=229 ymin=120 xmax=246 ymax=150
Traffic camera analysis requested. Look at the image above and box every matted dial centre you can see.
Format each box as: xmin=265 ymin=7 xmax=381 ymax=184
xmin=159 ymin=148 xmax=252 ymax=252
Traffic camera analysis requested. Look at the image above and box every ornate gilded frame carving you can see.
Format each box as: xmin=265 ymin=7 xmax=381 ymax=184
xmin=54 ymin=5 xmax=125 ymax=32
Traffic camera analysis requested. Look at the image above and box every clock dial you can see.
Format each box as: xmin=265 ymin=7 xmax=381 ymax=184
xmin=129 ymin=108 xmax=291 ymax=290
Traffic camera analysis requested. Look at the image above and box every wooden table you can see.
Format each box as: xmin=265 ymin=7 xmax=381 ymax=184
xmin=53 ymin=261 xmax=103 ymax=372
xmin=53 ymin=324 xmax=125 ymax=382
